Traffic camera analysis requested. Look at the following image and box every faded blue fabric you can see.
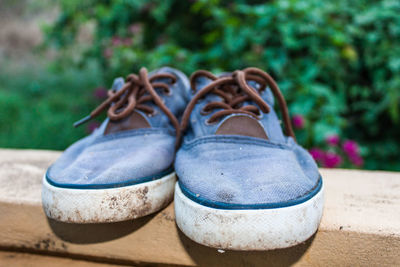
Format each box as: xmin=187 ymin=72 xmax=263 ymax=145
xmin=175 ymin=76 xmax=322 ymax=208
xmin=47 ymin=67 xmax=190 ymax=189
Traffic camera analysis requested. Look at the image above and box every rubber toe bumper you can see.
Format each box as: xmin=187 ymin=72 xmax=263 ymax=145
xmin=174 ymin=182 xmax=324 ymax=250
xmin=42 ymin=172 xmax=176 ymax=223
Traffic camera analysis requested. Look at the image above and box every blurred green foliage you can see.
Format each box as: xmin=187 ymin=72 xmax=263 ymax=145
xmin=2 ymin=0 xmax=399 ymax=170
xmin=0 ymin=61 xmax=104 ymax=150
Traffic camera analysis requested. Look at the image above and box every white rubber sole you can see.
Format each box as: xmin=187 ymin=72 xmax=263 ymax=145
xmin=42 ymin=172 xmax=176 ymax=223
xmin=174 ymin=182 xmax=324 ymax=250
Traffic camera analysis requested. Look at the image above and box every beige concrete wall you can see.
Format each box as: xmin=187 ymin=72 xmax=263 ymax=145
xmin=0 ymin=251 xmax=125 ymax=267
xmin=0 ymin=149 xmax=399 ymax=266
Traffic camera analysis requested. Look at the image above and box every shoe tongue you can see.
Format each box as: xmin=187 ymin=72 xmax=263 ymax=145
xmin=103 ymin=77 xmax=151 ymax=135
xmin=215 ymin=114 xmax=269 ymax=139
xmin=195 ymin=76 xmax=275 ymax=107
xmin=212 ymin=79 xmax=284 ymax=142
xmin=111 ymin=77 xmax=125 ymax=91
xmin=192 ymin=72 xmax=285 ymax=142
xmin=246 ymin=80 xmax=275 ymax=107
xmin=104 ymin=111 xmax=150 ymax=135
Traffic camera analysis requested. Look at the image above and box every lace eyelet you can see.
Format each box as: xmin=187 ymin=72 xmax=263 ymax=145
xmin=164 ymin=89 xmax=173 ymax=97
xmin=204 ymin=119 xmax=217 ymax=126
xmin=200 ymin=108 xmax=211 ymax=116
xmin=148 ymin=109 xmax=158 ymax=117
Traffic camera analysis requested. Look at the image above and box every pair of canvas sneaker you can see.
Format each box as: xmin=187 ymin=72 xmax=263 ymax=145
xmin=42 ymin=67 xmax=324 ymax=250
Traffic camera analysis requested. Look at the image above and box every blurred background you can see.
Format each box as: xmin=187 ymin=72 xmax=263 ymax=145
xmin=0 ymin=0 xmax=399 ymax=170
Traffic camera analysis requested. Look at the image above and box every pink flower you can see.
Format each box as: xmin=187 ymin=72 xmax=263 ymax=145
xmin=309 ymin=148 xmax=325 ymax=162
xmin=103 ymin=48 xmax=112 ymax=59
xmin=323 ymin=152 xmax=342 ymax=168
xmin=111 ymin=36 xmax=122 ymax=46
xmin=349 ymin=154 xmax=364 ymax=167
xmin=87 ymin=121 xmax=100 ymax=133
xmin=292 ymin=114 xmax=305 ymax=129
xmin=93 ymin=87 xmax=108 ymax=100
xmin=326 ymin=135 xmax=340 ymax=146
xmin=129 ymin=23 xmax=142 ymax=34
xmin=342 ymin=140 xmax=359 ymax=157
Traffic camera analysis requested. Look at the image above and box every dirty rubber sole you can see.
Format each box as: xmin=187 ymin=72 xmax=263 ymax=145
xmin=42 ymin=172 xmax=176 ymax=223
xmin=174 ymin=182 xmax=324 ymax=250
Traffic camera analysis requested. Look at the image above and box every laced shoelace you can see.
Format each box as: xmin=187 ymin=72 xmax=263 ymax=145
xmin=180 ymin=67 xmax=296 ymax=140
xmin=74 ymin=67 xmax=181 ymax=143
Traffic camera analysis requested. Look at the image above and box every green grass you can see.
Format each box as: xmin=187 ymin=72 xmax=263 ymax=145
xmin=0 ymin=60 xmax=105 ymax=150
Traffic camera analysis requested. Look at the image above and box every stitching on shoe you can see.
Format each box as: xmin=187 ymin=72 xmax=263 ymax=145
xmin=181 ymin=135 xmax=291 ymax=150
xmin=92 ymin=128 xmax=173 ymax=145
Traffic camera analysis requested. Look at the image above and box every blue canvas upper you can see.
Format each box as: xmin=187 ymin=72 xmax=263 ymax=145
xmin=46 ymin=67 xmax=190 ymax=189
xmin=175 ymin=73 xmax=322 ymax=209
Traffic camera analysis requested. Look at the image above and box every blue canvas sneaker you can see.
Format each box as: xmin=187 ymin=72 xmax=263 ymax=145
xmin=174 ymin=68 xmax=324 ymax=250
xmin=42 ymin=67 xmax=190 ymax=223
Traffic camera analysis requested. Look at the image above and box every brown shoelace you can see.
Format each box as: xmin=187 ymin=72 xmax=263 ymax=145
xmin=74 ymin=67 xmax=181 ymax=142
xmin=181 ymin=67 xmax=296 ymax=139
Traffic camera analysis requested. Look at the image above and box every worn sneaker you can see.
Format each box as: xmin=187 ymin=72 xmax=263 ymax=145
xmin=174 ymin=68 xmax=324 ymax=250
xmin=42 ymin=67 xmax=189 ymax=223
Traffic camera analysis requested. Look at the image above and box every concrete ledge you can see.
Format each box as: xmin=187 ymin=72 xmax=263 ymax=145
xmin=0 ymin=149 xmax=399 ymax=266
xmin=0 ymin=251 xmax=123 ymax=267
